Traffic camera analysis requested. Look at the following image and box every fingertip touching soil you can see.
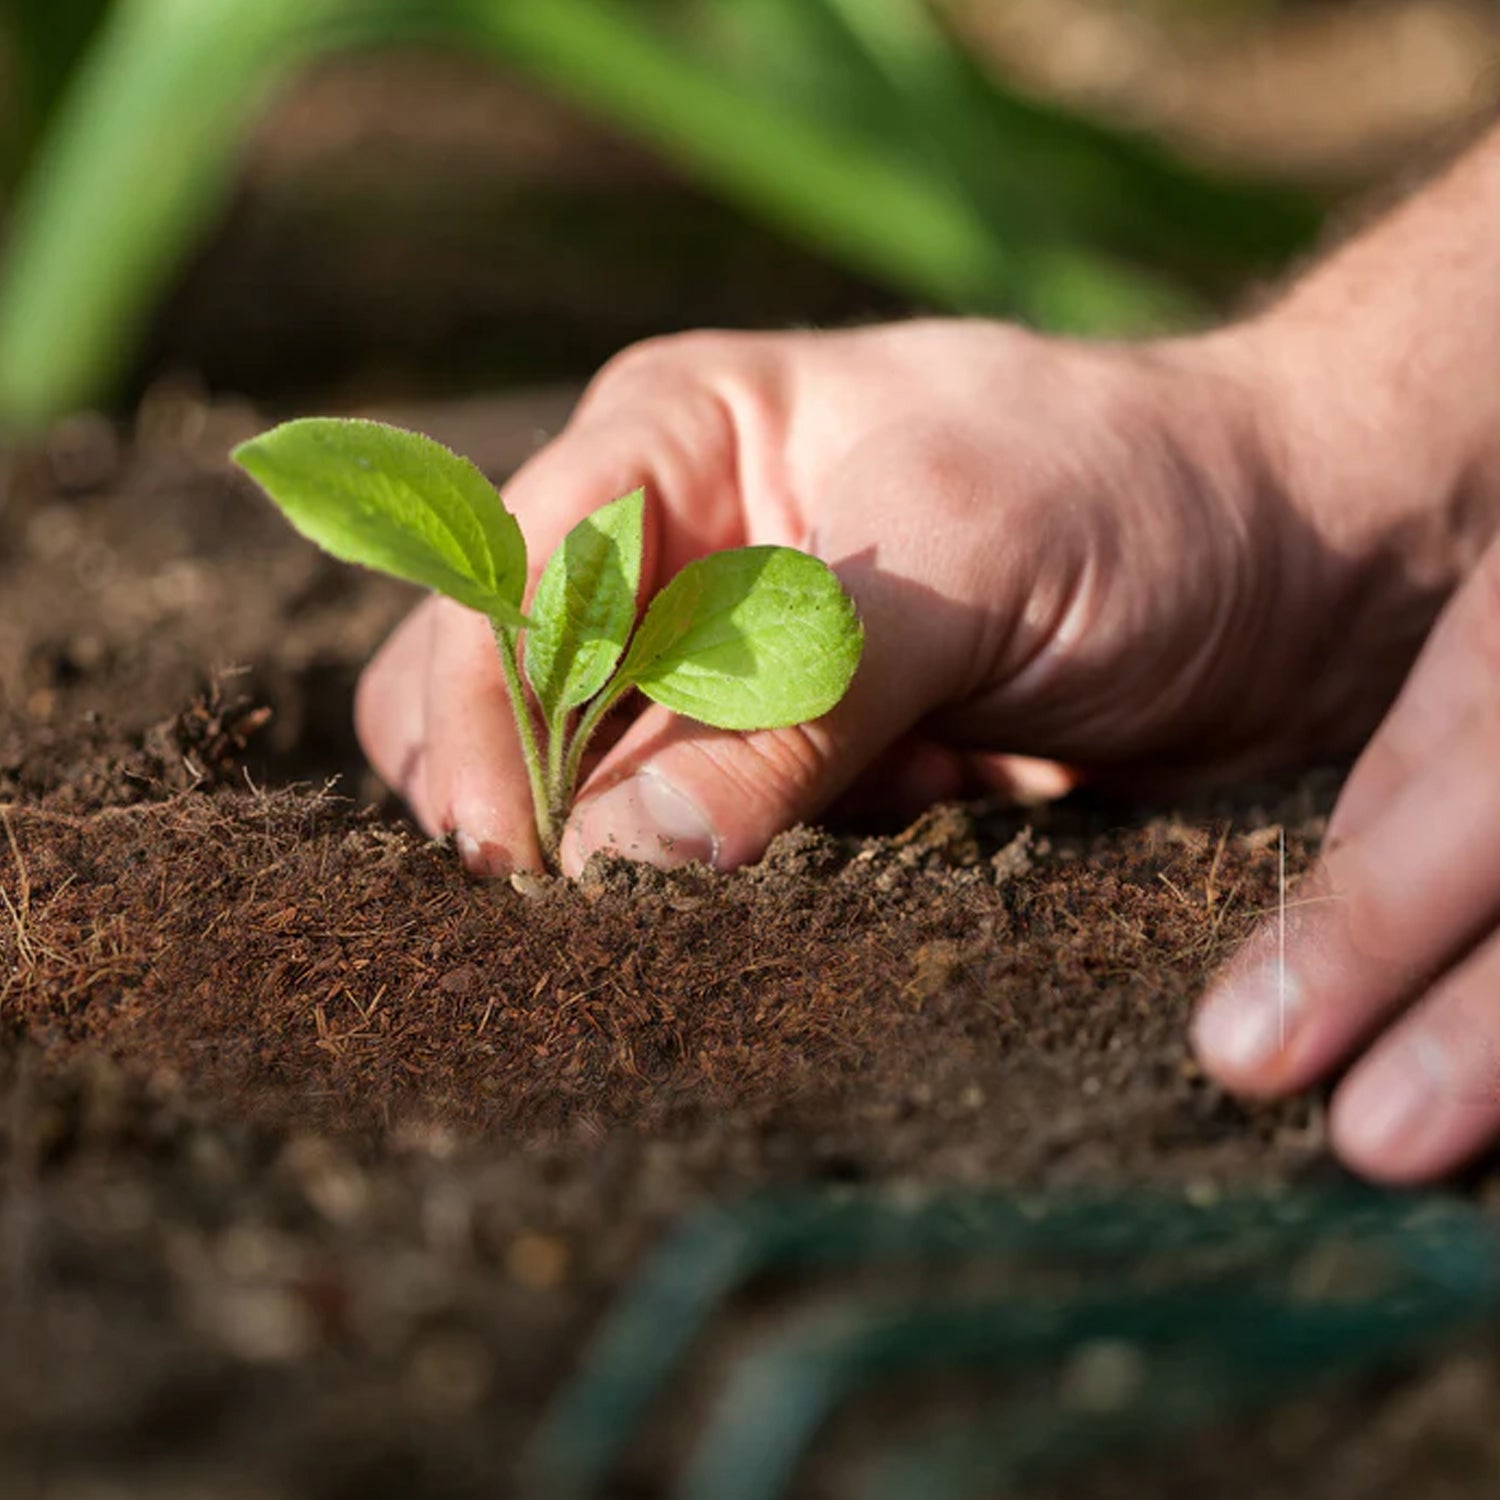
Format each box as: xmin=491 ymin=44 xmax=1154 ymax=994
xmin=2 ymin=400 xmax=1499 ymax=1499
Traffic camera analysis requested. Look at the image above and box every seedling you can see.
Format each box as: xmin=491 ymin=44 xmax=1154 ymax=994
xmin=232 ymin=418 xmax=863 ymax=862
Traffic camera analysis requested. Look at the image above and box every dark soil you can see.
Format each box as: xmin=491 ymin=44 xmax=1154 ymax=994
xmin=3 ymin=400 xmax=1500 ymax=1499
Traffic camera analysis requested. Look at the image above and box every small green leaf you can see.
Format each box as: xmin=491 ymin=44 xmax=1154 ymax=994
xmin=620 ymin=545 xmax=863 ymax=729
xmin=232 ymin=417 xmax=528 ymax=627
xmin=525 ymin=487 xmax=645 ymax=719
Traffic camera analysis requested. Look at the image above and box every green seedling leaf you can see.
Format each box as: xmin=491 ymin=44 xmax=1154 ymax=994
xmin=620 ymin=545 xmax=863 ymax=730
xmin=525 ymin=487 xmax=645 ymax=719
xmin=232 ymin=417 xmax=528 ymax=627
xmin=231 ymin=417 xmax=865 ymax=867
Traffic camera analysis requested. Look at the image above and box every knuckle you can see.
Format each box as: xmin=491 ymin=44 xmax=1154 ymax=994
xmin=909 ymin=431 xmax=992 ymax=528
xmin=837 ymin=420 xmax=990 ymax=534
xmin=1329 ymin=735 xmax=1409 ymax=841
xmin=586 ymin=331 xmax=747 ymax=405
xmin=593 ymin=336 xmax=673 ymax=389
xmin=891 ymin=425 xmax=1009 ymax=593
xmin=650 ymin=328 xmax=752 ymax=367
xmin=1329 ymin=850 xmax=1420 ymax=967
xmin=566 ymin=339 xmax=757 ymax=518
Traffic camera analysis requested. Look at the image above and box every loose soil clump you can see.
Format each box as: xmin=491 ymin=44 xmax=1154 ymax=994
xmin=3 ymin=404 xmax=1499 ymax=1499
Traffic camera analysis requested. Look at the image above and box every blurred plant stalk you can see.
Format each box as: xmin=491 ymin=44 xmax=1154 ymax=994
xmin=0 ymin=0 xmax=1319 ymax=431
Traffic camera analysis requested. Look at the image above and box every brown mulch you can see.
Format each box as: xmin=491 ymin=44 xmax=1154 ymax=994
xmin=2 ymin=402 xmax=1499 ymax=1499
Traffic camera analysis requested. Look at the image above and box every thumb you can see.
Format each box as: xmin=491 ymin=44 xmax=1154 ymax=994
xmin=558 ymin=713 xmax=862 ymax=877
xmin=557 ymin=557 xmax=962 ymax=875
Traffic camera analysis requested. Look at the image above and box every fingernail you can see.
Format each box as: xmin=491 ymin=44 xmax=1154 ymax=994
xmin=564 ymin=771 xmax=719 ymax=875
xmin=1335 ymin=1034 xmax=1449 ymax=1164
xmin=455 ymin=831 xmax=511 ymax=879
xmin=1193 ymin=962 xmax=1302 ymax=1077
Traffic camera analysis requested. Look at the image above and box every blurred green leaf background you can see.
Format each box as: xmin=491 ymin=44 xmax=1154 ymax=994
xmin=0 ymin=0 xmax=1486 ymax=432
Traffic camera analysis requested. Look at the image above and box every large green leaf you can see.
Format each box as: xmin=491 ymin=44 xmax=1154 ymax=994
xmin=232 ymin=417 xmax=528 ymax=626
xmin=620 ymin=546 xmax=863 ymax=730
xmin=525 ymin=486 xmax=645 ymax=718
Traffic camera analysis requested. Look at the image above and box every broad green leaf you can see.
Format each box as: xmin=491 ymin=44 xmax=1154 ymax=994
xmin=232 ymin=417 xmax=528 ymax=627
xmin=620 ymin=545 xmax=862 ymax=730
xmin=524 ymin=487 xmax=645 ymax=718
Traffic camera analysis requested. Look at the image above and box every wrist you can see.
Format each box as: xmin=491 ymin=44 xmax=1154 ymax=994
xmin=1143 ymin=315 xmax=1482 ymax=760
xmin=1228 ymin=305 xmax=1498 ymax=589
xmin=1222 ymin=125 xmax=1500 ymax=590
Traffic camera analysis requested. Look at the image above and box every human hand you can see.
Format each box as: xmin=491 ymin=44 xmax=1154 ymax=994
xmin=1194 ymin=529 xmax=1500 ymax=1182
xmin=354 ymin=319 xmax=1433 ymax=878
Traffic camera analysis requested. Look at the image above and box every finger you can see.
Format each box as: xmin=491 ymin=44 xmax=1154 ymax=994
xmin=1331 ymin=931 xmax=1500 ymax=1182
xmin=829 ymin=742 xmax=1077 ymax=825
xmin=354 ymin=597 xmax=439 ymax=830
xmin=557 ymin=703 xmax=894 ymax=877
xmin=1192 ymin=697 xmax=1500 ymax=1097
xmin=556 ymin=556 xmax=962 ymax=875
xmin=1325 ymin=562 xmax=1500 ymax=844
xmin=419 ymin=598 xmax=544 ymax=875
xmin=959 ymin=752 xmax=1078 ymax=803
xmin=834 ymin=738 xmax=967 ymax=821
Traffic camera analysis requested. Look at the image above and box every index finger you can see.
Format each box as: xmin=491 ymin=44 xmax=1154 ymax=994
xmin=1324 ymin=557 xmax=1500 ymax=845
xmin=1192 ymin=543 xmax=1500 ymax=1099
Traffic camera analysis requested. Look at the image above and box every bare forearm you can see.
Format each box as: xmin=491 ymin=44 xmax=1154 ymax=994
xmin=1244 ymin=126 xmax=1500 ymax=580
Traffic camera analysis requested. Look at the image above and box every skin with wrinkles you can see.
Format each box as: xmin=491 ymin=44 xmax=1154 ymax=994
xmin=359 ymin=128 xmax=1500 ymax=1184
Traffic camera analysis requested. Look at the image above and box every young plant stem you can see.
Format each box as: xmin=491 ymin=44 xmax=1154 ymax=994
xmin=545 ymin=706 xmax=571 ymax=837
xmin=559 ymin=676 xmax=632 ymax=815
xmin=493 ymin=623 xmax=556 ymax=859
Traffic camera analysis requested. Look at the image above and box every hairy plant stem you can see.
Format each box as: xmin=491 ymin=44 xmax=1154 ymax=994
xmin=560 ymin=676 xmax=631 ymax=815
xmin=493 ymin=624 xmax=556 ymax=859
xmin=545 ymin=706 xmax=570 ymax=833
xmin=492 ymin=633 xmax=636 ymax=867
